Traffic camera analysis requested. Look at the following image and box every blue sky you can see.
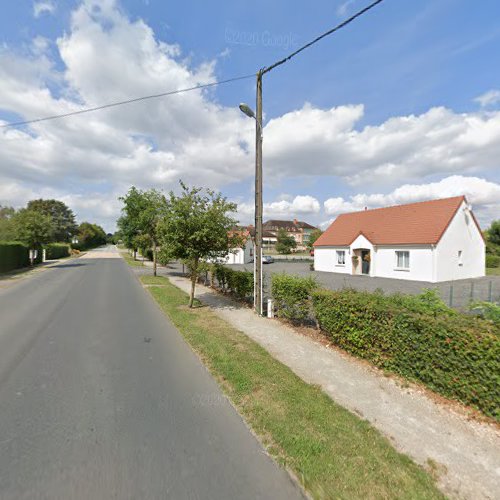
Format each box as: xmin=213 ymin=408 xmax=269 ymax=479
xmin=0 ymin=0 xmax=499 ymax=231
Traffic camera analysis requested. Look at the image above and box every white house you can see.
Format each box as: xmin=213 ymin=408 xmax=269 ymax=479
xmin=314 ymin=196 xmax=485 ymax=282
xmin=225 ymin=236 xmax=253 ymax=264
xmin=208 ymin=236 xmax=254 ymax=265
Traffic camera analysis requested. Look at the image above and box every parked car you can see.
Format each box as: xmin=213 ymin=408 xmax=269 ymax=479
xmin=262 ymin=255 xmax=274 ymax=264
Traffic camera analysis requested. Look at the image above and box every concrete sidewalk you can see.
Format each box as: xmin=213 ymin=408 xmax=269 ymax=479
xmin=149 ymin=263 xmax=500 ymax=500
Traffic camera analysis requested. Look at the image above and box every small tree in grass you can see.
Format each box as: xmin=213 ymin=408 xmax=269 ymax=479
xmin=158 ymin=181 xmax=241 ymax=308
xmin=276 ymin=228 xmax=297 ymax=254
xmin=118 ymin=187 xmax=166 ymax=275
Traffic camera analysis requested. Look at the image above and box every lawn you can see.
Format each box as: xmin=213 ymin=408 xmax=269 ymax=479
xmin=121 ymin=251 xmax=144 ymax=267
xmin=139 ymin=274 xmax=443 ymax=500
xmin=486 ymin=267 xmax=500 ymax=276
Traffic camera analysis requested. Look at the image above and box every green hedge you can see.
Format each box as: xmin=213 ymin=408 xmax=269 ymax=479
xmin=0 ymin=242 xmax=30 ymax=272
xmin=45 ymin=243 xmax=70 ymax=260
xmin=271 ymin=273 xmax=318 ymax=321
xmin=212 ymin=264 xmax=253 ymax=300
xmin=486 ymin=254 xmax=500 ymax=268
xmin=312 ymin=288 xmax=500 ymax=419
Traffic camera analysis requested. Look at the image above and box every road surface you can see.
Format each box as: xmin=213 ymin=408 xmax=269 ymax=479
xmin=0 ymin=247 xmax=303 ymax=500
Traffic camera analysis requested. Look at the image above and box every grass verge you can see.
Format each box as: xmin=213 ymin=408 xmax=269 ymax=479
xmin=121 ymin=252 xmax=144 ymax=267
xmin=486 ymin=267 xmax=500 ymax=276
xmin=140 ymin=274 xmax=443 ymax=500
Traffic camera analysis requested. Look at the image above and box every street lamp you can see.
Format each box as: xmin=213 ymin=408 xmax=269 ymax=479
xmin=239 ymin=71 xmax=263 ymax=316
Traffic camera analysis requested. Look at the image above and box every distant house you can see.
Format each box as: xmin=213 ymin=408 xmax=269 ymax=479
xmin=314 ymin=196 xmax=485 ymax=282
xmin=208 ymin=226 xmax=253 ymax=265
xmin=263 ymin=219 xmax=318 ymax=249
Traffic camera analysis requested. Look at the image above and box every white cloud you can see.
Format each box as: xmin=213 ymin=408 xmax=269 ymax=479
xmin=33 ymin=1 xmax=56 ymax=17
xmin=337 ymin=0 xmax=356 ymax=17
xmin=236 ymin=194 xmax=320 ymax=223
xmin=264 ymin=104 xmax=500 ymax=186
xmin=323 ymin=175 xmax=500 ymax=228
xmin=474 ymin=89 xmax=500 ymax=108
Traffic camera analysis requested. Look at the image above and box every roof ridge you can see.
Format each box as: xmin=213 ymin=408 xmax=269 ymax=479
xmin=338 ymin=195 xmax=465 ymax=217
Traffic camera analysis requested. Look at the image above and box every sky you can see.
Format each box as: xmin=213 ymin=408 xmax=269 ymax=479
xmin=0 ymin=0 xmax=499 ymax=232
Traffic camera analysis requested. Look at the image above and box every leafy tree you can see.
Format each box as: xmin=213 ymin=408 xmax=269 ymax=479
xmin=276 ymin=228 xmax=297 ymax=254
xmin=0 ymin=205 xmax=17 ymax=241
xmin=488 ymin=220 xmax=500 ymax=246
xmin=77 ymin=222 xmax=107 ymax=249
xmin=118 ymin=187 xmax=166 ymax=276
xmin=158 ymin=182 xmax=240 ymax=307
xmin=27 ymin=199 xmax=77 ymax=242
xmin=307 ymin=228 xmax=323 ymax=249
xmin=12 ymin=209 xmax=54 ymax=249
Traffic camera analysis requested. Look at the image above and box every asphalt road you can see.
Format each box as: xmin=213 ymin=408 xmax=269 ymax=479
xmin=0 ymin=247 xmax=303 ymax=500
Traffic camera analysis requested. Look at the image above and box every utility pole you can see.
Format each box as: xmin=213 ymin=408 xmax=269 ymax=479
xmin=254 ymin=70 xmax=263 ymax=315
xmin=240 ymin=0 xmax=384 ymax=316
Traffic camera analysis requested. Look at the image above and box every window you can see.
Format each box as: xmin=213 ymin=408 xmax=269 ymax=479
xmin=396 ymin=251 xmax=410 ymax=269
xmin=336 ymin=250 xmax=346 ymax=265
xmin=458 ymin=250 xmax=463 ymax=266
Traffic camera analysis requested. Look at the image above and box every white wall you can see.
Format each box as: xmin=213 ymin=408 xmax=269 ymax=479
xmin=314 ymin=247 xmax=351 ymax=273
xmin=435 ymin=202 xmax=485 ymax=281
xmin=374 ymin=246 xmax=434 ymax=281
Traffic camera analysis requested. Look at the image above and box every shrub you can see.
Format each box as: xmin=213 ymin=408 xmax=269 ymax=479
xmin=211 ymin=265 xmax=253 ymax=300
xmin=271 ymin=273 xmax=318 ymax=321
xmin=486 ymin=254 xmax=500 ymax=268
xmin=45 ymin=243 xmax=70 ymax=260
xmin=312 ymin=288 xmax=500 ymax=419
xmin=470 ymin=301 xmax=500 ymax=325
xmin=0 ymin=241 xmax=30 ymax=272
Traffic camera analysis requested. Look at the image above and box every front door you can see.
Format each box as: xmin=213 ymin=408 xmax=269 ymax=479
xmin=361 ymin=250 xmax=370 ymax=275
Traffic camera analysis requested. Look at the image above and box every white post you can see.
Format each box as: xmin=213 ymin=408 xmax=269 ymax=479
xmin=267 ymin=298 xmax=274 ymax=318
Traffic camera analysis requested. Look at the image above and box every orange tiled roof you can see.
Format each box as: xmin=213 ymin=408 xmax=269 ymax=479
xmin=314 ymin=196 xmax=479 ymax=247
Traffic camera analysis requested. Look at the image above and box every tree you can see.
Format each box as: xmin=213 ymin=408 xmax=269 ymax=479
xmin=27 ymin=199 xmax=77 ymax=242
xmin=77 ymin=222 xmax=107 ymax=249
xmin=158 ymin=182 xmax=240 ymax=307
xmin=307 ymin=228 xmax=323 ymax=249
xmin=12 ymin=209 xmax=54 ymax=250
xmin=275 ymin=228 xmax=297 ymax=254
xmin=118 ymin=187 xmax=166 ymax=276
xmin=488 ymin=220 xmax=500 ymax=247
xmin=0 ymin=205 xmax=17 ymax=241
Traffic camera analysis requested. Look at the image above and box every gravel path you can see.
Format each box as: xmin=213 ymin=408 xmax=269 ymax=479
xmin=147 ymin=260 xmax=500 ymax=500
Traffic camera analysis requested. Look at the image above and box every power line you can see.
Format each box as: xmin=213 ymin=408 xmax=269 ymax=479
xmin=263 ymin=0 xmax=385 ymax=74
xmin=0 ymin=74 xmax=254 ymax=129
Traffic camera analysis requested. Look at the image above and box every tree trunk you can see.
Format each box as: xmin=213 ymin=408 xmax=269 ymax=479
xmin=188 ymin=258 xmax=199 ymax=308
xmin=133 ymin=248 xmax=137 ymax=260
xmin=153 ymin=240 xmax=157 ymax=277
xmin=189 ymin=274 xmax=196 ymax=308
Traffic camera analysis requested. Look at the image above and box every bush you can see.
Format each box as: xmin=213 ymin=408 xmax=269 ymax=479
xmin=271 ymin=273 xmax=318 ymax=321
xmin=0 ymin=241 xmax=30 ymax=272
xmin=470 ymin=301 xmax=500 ymax=325
xmin=211 ymin=264 xmax=253 ymax=300
xmin=486 ymin=254 xmax=500 ymax=268
xmin=312 ymin=288 xmax=500 ymax=419
xmin=45 ymin=243 xmax=70 ymax=260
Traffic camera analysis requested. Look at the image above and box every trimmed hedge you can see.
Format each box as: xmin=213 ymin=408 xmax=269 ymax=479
xmin=0 ymin=242 xmax=30 ymax=272
xmin=486 ymin=254 xmax=500 ymax=268
xmin=45 ymin=243 xmax=70 ymax=260
xmin=271 ymin=273 xmax=318 ymax=321
xmin=312 ymin=288 xmax=500 ymax=419
xmin=212 ymin=264 xmax=253 ymax=300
